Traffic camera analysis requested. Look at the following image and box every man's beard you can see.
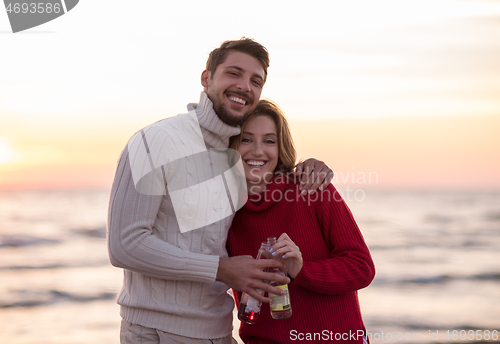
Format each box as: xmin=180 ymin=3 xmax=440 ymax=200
xmin=213 ymin=101 xmax=253 ymax=127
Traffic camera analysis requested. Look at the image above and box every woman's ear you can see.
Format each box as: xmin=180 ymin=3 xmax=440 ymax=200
xmin=201 ymin=70 xmax=210 ymax=90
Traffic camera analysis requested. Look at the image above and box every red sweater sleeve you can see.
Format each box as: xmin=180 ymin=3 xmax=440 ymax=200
xmin=291 ymin=184 xmax=375 ymax=295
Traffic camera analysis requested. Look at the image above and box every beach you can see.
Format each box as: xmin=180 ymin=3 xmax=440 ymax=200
xmin=0 ymin=188 xmax=499 ymax=343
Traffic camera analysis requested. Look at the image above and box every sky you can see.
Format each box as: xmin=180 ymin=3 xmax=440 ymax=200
xmin=1 ymin=0 xmax=500 ymax=190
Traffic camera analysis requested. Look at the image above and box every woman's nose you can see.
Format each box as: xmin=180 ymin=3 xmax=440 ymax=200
xmin=252 ymin=142 xmax=263 ymax=156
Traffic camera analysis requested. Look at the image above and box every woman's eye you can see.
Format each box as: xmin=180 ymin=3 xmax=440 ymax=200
xmin=265 ymin=140 xmax=276 ymax=144
xmin=241 ymin=138 xmax=251 ymax=143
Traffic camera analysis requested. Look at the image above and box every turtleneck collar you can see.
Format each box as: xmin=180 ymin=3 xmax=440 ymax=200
xmin=187 ymin=92 xmax=241 ymax=149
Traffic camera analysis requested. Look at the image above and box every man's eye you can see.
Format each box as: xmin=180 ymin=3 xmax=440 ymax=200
xmin=252 ymin=80 xmax=262 ymax=87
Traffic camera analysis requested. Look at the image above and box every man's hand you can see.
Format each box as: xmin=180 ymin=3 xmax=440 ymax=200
xmin=295 ymin=158 xmax=334 ymax=195
xmin=217 ymin=256 xmax=290 ymax=303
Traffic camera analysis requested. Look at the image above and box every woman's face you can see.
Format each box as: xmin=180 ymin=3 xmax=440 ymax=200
xmin=237 ymin=115 xmax=279 ymax=194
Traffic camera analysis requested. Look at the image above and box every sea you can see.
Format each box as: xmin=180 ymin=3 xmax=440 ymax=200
xmin=0 ymin=187 xmax=499 ymax=344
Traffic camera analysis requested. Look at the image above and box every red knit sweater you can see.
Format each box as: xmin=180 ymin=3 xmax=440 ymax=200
xmin=227 ymin=177 xmax=375 ymax=344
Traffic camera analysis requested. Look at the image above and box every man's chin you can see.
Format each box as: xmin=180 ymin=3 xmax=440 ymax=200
xmin=216 ymin=107 xmax=251 ymax=126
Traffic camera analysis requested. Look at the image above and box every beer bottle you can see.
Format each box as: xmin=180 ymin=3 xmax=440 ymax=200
xmin=266 ymin=236 xmax=292 ymax=320
xmin=237 ymin=242 xmax=268 ymax=324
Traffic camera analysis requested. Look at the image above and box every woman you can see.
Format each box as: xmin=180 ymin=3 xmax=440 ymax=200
xmin=227 ymin=99 xmax=375 ymax=344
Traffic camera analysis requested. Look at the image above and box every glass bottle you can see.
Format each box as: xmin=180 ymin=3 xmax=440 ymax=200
xmin=266 ymin=236 xmax=292 ymax=319
xmin=237 ymin=242 xmax=268 ymax=324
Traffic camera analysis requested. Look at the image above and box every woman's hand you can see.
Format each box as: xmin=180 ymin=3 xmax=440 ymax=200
xmin=270 ymin=233 xmax=303 ymax=279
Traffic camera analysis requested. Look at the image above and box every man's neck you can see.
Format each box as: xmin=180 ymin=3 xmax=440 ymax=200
xmin=188 ymin=92 xmax=240 ymax=149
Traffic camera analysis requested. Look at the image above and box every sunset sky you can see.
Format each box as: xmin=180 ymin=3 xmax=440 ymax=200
xmin=1 ymin=0 xmax=499 ymax=190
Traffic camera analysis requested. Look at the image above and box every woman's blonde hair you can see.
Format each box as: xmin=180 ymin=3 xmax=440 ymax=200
xmin=230 ymin=99 xmax=297 ymax=175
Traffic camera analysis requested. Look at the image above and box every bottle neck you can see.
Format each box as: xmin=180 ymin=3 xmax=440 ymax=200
xmin=266 ymin=237 xmax=277 ymax=246
xmin=256 ymin=242 xmax=269 ymax=259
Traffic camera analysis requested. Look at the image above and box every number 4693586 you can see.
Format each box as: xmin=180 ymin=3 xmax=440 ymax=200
xmin=6 ymin=3 xmax=62 ymax=14
xmin=444 ymin=330 xmax=498 ymax=341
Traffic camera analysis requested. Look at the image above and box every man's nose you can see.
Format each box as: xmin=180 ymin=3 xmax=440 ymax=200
xmin=237 ymin=77 xmax=251 ymax=92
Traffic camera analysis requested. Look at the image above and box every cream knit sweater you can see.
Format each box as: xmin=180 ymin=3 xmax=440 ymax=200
xmin=107 ymin=92 xmax=242 ymax=338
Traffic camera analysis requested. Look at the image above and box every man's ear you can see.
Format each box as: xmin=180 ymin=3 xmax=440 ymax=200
xmin=201 ymin=70 xmax=210 ymax=90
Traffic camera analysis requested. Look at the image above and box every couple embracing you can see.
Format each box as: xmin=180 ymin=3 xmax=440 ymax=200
xmin=107 ymin=37 xmax=375 ymax=344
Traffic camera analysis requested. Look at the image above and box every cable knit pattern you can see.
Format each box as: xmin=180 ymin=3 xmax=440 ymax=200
xmin=107 ymin=92 xmax=242 ymax=339
xmin=227 ymin=178 xmax=375 ymax=344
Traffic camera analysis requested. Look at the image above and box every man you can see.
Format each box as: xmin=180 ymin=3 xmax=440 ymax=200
xmin=107 ymin=38 xmax=333 ymax=344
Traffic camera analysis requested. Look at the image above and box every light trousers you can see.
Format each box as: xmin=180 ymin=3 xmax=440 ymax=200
xmin=120 ymin=319 xmax=233 ymax=344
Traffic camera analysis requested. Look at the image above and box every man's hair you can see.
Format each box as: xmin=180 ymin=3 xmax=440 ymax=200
xmin=230 ymin=99 xmax=297 ymax=174
xmin=206 ymin=37 xmax=270 ymax=82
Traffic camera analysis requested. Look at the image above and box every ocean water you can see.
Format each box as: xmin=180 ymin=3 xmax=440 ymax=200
xmin=0 ymin=188 xmax=499 ymax=343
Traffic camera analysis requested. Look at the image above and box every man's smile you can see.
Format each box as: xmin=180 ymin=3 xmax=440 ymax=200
xmin=228 ymin=95 xmax=246 ymax=105
xmin=225 ymin=91 xmax=252 ymax=107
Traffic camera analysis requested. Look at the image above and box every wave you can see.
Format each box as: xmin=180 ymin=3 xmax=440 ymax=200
xmin=73 ymin=226 xmax=107 ymax=239
xmin=372 ymin=272 xmax=500 ymax=286
xmin=424 ymin=214 xmax=457 ymax=224
xmin=365 ymin=317 xmax=491 ymax=334
xmin=368 ymin=234 xmax=500 ymax=251
xmin=483 ymin=211 xmax=500 ymax=221
xmin=0 ymin=226 xmax=106 ymax=249
xmin=367 ymin=318 xmax=489 ymax=332
xmin=0 ymin=289 xmax=116 ymax=308
xmin=0 ymin=234 xmax=60 ymax=248
xmin=0 ymin=260 xmax=109 ymax=271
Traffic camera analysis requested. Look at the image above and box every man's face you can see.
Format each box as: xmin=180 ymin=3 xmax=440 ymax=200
xmin=201 ymin=51 xmax=265 ymax=126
